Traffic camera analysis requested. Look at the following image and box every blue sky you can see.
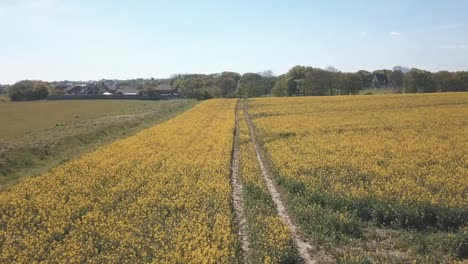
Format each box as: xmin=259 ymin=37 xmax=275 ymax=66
xmin=1 ymin=0 xmax=468 ymax=84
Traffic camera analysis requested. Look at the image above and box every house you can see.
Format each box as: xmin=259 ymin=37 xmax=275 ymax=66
xmin=65 ymin=85 xmax=86 ymax=95
xmin=155 ymin=84 xmax=174 ymax=94
xmin=54 ymin=84 xmax=69 ymax=93
xmin=155 ymin=84 xmax=179 ymax=98
xmin=82 ymin=82 xmax=119 ymax=95
xmin=372 ymin=74 xmax=389 ymax=88
xmin=102 ymin=80 xmax=117 ymax=91
xmin=84 ymin=83 xmax=102 ymax=94
xmin=115 ymin=84 xmax=141 ymax=96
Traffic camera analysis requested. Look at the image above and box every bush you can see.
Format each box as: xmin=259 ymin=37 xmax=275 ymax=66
xmin=8 ymin=80 xmax=54 ymax=101
xmin=191 ymin=87 xmax=218 ymax=100
xmin=54 ymin=89 xmax=66 ymax=96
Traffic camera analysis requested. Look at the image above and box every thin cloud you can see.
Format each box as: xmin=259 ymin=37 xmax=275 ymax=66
xmin=360 ymin=31 xmax=368 ymax=37
xmin=0 ymin=0 xmax=61 ymax=11
xmin=0 ymin=0 xmax=89 ymax=23
xmin=433 ymin=24 xmax=463 ymax=30
xmin=440 ymin=44 xmax=468 ymax=49
xmin=390 ymin=31 xmax=401 ymax=36
xmin=24 ymin=0 xmax=61 ymax=10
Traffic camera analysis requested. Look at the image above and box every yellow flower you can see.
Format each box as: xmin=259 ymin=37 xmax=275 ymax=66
xmin=0 ymin=99 xmax=238 ymax=263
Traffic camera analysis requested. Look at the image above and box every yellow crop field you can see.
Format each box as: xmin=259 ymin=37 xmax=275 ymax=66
xmin=0 ymin=93 xmax=467 ymax=263
xmin=0 ymin=99 xmax=237 ymax=263
xmin=237 ymin=104 xmax=298 ymax=263
xmin=247 ymin=93 xmax=468 ymax=261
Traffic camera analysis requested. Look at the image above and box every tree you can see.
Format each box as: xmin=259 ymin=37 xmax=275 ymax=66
xmin=456 ymin=72 xmax=468 ymax=92
xmin=325 ymin=66 xmax=340 ymax=73
xmin=373 ymin=69 xmax=392 ymax=76
xmin=0 ymin=84 xmax=9 ymax=95
xmin=219 ymin=78 xmax=237 ymax=97
xmin=279 ymin=66 xmax=343 ymax=96
xmin=218 ymin=72 xmax=241 ymax=97
xmin=169 ymin=65 xmax=463 ymax=98
xmin=324 ymin=67 xmax=341 ymax=95
xmin=172 ymin=75 xmax=205 ymax=99
xmin=339 ymin=73 xmax=363 ymax=95
xmin=393 ymin=66 xmax=410 ymax=93
xmin=271 ymin=75 xmax=288 ymax=96
xmin=407 ymin=69 xmax=436 ymax=93
xmin=433 ymin=71 xmax=454 ymax=92
xmin=302 ymin=68 xmax=329 ymax=96
xmin=284 ymin=66 xmax=307 ymax=96
xmin=236 ymin=73 xmax=266 ymax=97
xmin=357 ymin=70 xmax=373 ymax=88
xmin=8 ymin=80 xmax=54 ymax=101
xmin=390 ymin=69 xmax=405 ymax=88
xmin=171 ymin=72 xmax=241 ymax=99
xmin=260 ymin=70 xmax=276 ymax=97
xmin=142 ymin=79 xmax=159 ymax=96
xmin=433 ymin=71 xmax=468 ymax=92
xmin=447 ymin=75 xmax=464 ymax=92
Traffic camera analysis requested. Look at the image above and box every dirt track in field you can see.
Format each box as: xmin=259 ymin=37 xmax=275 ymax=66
xmin=242 ymin=100 xmax=317 ymax=264
xmin=230 ymin=100 xmax=250 ymax=263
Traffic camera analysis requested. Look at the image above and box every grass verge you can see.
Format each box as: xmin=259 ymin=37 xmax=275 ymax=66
xmin=0 ymin=100 xmax=197 ymax=188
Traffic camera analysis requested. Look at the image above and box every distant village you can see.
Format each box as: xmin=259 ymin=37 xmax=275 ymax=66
xmin=1 ymin=67 xmax=466 ymax=100
xmin=49 ymin=78 xmax=179 ymax=98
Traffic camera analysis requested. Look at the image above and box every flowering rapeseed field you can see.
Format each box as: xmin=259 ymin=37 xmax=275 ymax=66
xmin=248 ymin=93 xmax=467 ymax=229
xmin=1 ymin=94 xmax=466 ymax=263
xmin=237 ymin=104 xmax=298 ymax=263
xmin=0 ymin=99 xmax=237 ymax=263
xmin=247 ymin=93 xmax=468 ymax=261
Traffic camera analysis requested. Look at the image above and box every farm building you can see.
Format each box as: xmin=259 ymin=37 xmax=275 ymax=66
xmin=372 ymin=74 xmax=389 ymax=88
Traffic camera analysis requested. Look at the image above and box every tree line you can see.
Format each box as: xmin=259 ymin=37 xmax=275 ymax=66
xmin=3 ymin=66 xmax=468 ymax=101
xmin=171 ymin=66 xmax=468 ymax=99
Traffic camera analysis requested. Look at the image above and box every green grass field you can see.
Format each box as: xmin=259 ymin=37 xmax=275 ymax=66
xmin=0 ymin=100 xmax=180 ymax=140
xmin=0 ymin=99 xmax=197 ymax=187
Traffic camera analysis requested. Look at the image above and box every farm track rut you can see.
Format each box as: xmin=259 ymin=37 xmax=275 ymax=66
xmin=230 ymin=100 xmax=250 ymax=263
xmin=242 ymin=100 xmax=317 ymax=264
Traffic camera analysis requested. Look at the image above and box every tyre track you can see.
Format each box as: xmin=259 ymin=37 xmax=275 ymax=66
xmin=242 ymin=100 xmax=316 ymax=264
xmin=230 ymin=100 xmax=250 ymax=263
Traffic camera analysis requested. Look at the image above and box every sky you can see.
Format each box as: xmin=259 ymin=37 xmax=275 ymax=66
xmin=1 ymin=0 xmax=468 ymax=84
